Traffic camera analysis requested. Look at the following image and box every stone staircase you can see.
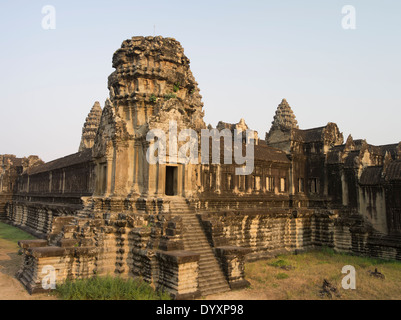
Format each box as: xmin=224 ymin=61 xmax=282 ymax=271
xmin=169 ymin=197 xmax=230 ymax=297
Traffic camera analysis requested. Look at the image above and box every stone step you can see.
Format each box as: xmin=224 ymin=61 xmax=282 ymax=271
xmin=199 ymin=282 xmax=229 ymax=291
xmin=183 ymin=234 xmax=208 ymax=239
xmin=184 ymin=233 xmax=209 ymax=239
xmin=184 ymin=247 xmax=212 ymax=253
xmin=201 ymin=286 xmax=230 ymax=296
xmin=199 ymin=275 xmax=228 ymax=285
xmin=199 ymin=267 xmax=225 ymax=275
xmin=199 ymin=282 xmax=230 ymax=295
xmin=192 ymin=255 xmax=217 ymax=261
xmin=199 ymin=258 xmax=221 ymax=265
xmin=181 ymin=219 xmax=201 ymax=222
xmin=183 ymin=240 xmax=209 ymax=245
xmin=172 ymin=198 xmax=230 ymax=297
xmin=198 ymin=260 xmax=223 ymax=268
xmin=184 ymin=243 xmax=212 ymax=249
xmin=183 ymin=245 xmax=213 ymax=252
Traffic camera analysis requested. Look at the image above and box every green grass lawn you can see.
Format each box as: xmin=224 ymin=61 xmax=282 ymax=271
xmin=0 ymin=222 xmax=36 ymax=247
xmin=55 ymin=276 xmax=172 ymax=300
xmin=245 ymin=247 xmax=401 ymax=299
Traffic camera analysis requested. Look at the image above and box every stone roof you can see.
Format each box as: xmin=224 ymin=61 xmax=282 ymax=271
xmin=380 ymin=144 xmax=399 ymax=160
xmin=205 ymin=141 xmax=289 ymax=164
xmin=326 ymin=150 xmax=341 ymax=164
xmin=344 ymin=151 xmax=360 ymax=167
xmin=385 ymin=160 xmax=401 ymax=181
xmin=26 ymin=149 xmax=93 ymax=175
xmin=359 ymin=166 xmax=383 ymax=185
xmin=292 ymin=126 xmax=325 ymax=143
xmin=254 ymin=144 xmax=290 ymax=163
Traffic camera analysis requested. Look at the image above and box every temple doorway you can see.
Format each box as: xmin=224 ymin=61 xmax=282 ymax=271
xmin=165 ymin=166 xmax=178 ymax=196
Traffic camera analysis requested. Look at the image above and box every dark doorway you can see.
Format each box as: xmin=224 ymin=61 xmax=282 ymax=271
xmin=165 ymin=166 xmax=178 ymax=196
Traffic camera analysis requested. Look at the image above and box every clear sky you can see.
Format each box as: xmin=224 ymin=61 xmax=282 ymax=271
xmin=0 ymin=0 xmax=400 ymax=162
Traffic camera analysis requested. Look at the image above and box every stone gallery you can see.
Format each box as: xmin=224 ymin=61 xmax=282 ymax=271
xmin=0 ymin=36 xmax=400 ymax=299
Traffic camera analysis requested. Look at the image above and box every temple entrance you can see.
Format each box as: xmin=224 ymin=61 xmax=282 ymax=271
xmin=165 ymin=166 xmax=178 ymax=196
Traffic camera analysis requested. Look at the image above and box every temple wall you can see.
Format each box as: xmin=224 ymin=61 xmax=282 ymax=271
xmin=199 ymin=209 xmax=401 ymax=261
xmin=5 ymin=158 xmax=94 ymax=236
xmin=0 ymin=192 xmax=12 ymax=220
xmin=200 ymin=209 xmax=317 ymax=261
xmin=385 ymin=184 xmax=401 ymax=235
xmin=358 ymin=186 xmax=387 ymax=234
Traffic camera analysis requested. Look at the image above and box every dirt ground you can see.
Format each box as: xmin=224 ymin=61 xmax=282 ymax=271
xmin=0 ymin=239 xmax=55 ymax=300
xmin=205 ymin=287 xmax=275 ymax=300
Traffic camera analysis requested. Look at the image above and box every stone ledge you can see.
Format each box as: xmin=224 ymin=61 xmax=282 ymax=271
xmin=28 ymin=246 xmax=97 ymax=258
xmin=18 ymin=240 xmax=48 ymax=249
xmin=228 ymin=279 xmax=250 ymax=290
xmin=30 ymin=246 xmax=69 ymax=258
xmin=215 ymin=246 xmax=251 ymax=256
xmin=58 ymin=239 xmax=79 ymax=247
xmin=156 ymin=250 xmax=200 ymax=264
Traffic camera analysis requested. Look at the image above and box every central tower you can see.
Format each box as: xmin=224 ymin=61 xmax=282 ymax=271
xmin=92 ymin=36 xmax=206 ymax=200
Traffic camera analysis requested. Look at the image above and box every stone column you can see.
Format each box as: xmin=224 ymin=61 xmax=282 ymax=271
xmin=214 ymin=246 xmax=250 ymax=289
xmin=105 ymin=156 xmax=113 ymax=196
xmin=131 ymin=144 xmax=140 ymax=195
xmin=155 ymin=250 xmax=200 ymax=300
xmin=148 ymin=164 xmax=157 ymax=196
xmin=341 ymin=169 xmax=348 ymax=206
xmin=216 ymin=165 xmax=221 ymax=194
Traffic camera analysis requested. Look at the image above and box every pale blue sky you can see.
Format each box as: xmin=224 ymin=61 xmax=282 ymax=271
xmin=0 ymin=0 xmax=400 ymax=162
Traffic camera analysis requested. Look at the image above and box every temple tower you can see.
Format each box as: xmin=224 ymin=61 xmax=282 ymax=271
xmin=270 ymin=98 xmax=299 ymax=131
xmin=78 ymin=101 xmax=102 ymax=152
xmin=92 ymin=36 xmax=206 ymax=199
xmin=265 ymin=99 xmax=299 ymax=152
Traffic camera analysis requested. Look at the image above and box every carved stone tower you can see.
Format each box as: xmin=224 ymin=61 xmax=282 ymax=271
xmin=265 ymin=98 xmax=299 ymax=152
xmin=78 ymin=101 xmax=102 ymax=152
xmin=270 ymin=98 xmax=299 ymax=131
xmin=92 ymin=36 xmax=206 ymax=199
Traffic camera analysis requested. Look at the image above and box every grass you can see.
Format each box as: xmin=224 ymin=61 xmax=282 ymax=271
xmin=164 ymin=93 xmax=177 ymax=100
xmin=275 ymin=273 xmax=289 ymax=280
xmin=54 ymin=276 xmax=172 ymax=300
xmin=0 ymin=222 xmax=36 ymax=246
xmin=244 ymin=247 xmax=401 ymax=300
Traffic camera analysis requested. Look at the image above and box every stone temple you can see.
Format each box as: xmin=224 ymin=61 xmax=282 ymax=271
xmin=0 ymin=36 xmax=400 ymax=299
